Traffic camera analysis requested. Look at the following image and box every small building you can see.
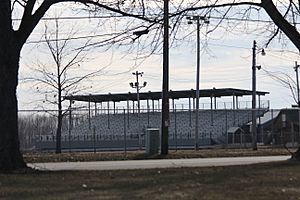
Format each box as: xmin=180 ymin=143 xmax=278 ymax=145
xmin=262 ymin=109 xmax=300 ymax=145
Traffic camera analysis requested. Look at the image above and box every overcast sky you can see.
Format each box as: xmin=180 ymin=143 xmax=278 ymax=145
xmin=16 ymin=6 xmax=300 ymax=110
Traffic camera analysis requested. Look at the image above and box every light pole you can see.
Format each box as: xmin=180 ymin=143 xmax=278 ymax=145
xmin=251 ymin=40 xmax=265 ymax=150
xmin=130 ymin=71 xmax=147 ymax=150
xmin=186 ymin=15 xmax=209 ymax=150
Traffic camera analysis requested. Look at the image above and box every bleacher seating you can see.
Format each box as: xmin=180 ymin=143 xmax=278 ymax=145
xmin=55 ymin=108 xmax=267 ymax=144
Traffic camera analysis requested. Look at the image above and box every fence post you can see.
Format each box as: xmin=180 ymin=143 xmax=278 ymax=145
xmin=225 ymin=109 xmax=228 ymax=148
xmin=124 ymin=109 xmax=127 ymax=154
xmin=240 ymin=129 xmax=243 ymax=148
xmin=271 ymin=109 xmax=274 ymax=147
xmin=210 ymin=96 xmax=213 ymax=126
xmin=189 ymin=97 xmax=192 ymax=127
xmin=93 ymin=125 xmax=96 ymax=153
xmin=291 ymin=122 xmax=295 ymax=147
xmin=68 ymin=100 xmax=72 ymax=153
xmin=88 ymin=96 xmax=91 ymax=130
xmin=175 ymin=106 xmax=177 ymax=151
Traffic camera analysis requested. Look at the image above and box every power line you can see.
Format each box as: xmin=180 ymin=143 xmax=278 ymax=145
xmin=209 ymin=16 xmax=274 ymax=24
xmin=25 ymin=32 xmax=124 ymax=44
xmin=12 ymin=14 xmax=284 ymax=24
xmin=208 ymin=42 xmax=249 ymax=49
xmin=26 ymin=33 xmax=297 ymax=56
xmin=12 ymin=15 xmax=125 ymax=21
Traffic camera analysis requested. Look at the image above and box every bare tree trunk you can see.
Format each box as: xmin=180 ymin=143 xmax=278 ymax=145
xmin=0 ymin=1 xmax=26 ymax=171
xmin=55 ymin=77 xmax=63 ymax=153
xmin=56 ymin=111 xmax=63 ymax=154
xmin=0 ymin=73 xmax=26 ymax=170
xmin=0 ymin=41 xmax=26 ymax=170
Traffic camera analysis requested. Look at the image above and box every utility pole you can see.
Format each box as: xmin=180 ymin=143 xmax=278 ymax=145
xmin=294 ymin=62 xmax=300 ymax=105
xmin=294 ymin=61 xmax=300 ymax=143
xmin=252 ymin=40 xmax=258 ymax=151
xmin=251 ymin=40 xmax=265 ymax=150
xmin=195 ymin=17 xmax=200 ymax=151
xmin=186 ymin=16 xmax=209 ymax=150
xmin=130 ymin=71 xmax=147 ymax=150
xmin=161 ymin=0 xmax=169 ymax=155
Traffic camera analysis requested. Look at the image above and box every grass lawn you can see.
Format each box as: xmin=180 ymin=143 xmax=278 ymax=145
xmin=1 ymin=161 xmax=300 ymax=200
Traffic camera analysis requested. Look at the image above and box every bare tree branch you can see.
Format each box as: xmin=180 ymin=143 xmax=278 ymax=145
xmin=16 ymin=0 xmax=157 ymax=46
xmin=262 ymin=68 xmax=298 ymax=104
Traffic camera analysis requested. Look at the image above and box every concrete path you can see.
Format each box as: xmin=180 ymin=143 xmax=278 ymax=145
xmin=27 ymin=156 xmax=290 ymax=171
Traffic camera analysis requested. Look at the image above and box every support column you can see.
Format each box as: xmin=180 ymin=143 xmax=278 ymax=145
xmin=147 ymin=99 xmax=150 ymax=125
xmin=172 ymin=98 xmax=175 ymax=112
xmin=107 ymin=101 xmax=110 ymax=129
xmin=232 ymin=95 xmax=235 ymax=110
xmin=127 ymin=100 xmax=130 ymax=128
xmin=113 ymin=101 xmax=116 ymax=114
xmin=214 ymin=96 xmax=217 ymax=110
xmin=132 ymin=100 xmax=135 ymax=114
xmin=152 ymin=99 xmax=155 ymax=112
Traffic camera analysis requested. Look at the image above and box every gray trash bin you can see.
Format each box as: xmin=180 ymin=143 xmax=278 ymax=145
xmin=145 ymin=128 xmax=160 ymax=155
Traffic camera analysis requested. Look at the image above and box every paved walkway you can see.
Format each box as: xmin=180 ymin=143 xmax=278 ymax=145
xmin=27 ymin=156 xmax=290 ymax=171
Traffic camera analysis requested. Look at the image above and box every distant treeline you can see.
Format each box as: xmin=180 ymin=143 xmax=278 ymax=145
xmin=18 ymin=113 xmax=68 ymax=151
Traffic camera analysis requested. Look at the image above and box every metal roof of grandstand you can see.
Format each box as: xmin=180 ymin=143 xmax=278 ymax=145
xmin=65 ymin=88 xmax=269 ymax=103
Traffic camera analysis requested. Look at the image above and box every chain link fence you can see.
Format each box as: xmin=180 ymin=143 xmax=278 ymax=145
xmin=18 ymin=107 xmax=300 ymax=152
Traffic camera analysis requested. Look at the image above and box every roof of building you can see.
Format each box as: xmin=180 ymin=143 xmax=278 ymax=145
xmin=65 ymin=88 xmax=269 ymax=103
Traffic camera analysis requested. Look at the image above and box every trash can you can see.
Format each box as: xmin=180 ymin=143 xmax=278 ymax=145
xmin=145 ymin=128 xmax=160 ymax=155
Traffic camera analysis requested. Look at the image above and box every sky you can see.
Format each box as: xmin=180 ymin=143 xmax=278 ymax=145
xmin=16 ymin=4 xmax=300 ymax=110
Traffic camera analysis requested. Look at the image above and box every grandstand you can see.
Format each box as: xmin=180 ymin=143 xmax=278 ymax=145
xmin=36 ymin=88 xmax=269 ymax=150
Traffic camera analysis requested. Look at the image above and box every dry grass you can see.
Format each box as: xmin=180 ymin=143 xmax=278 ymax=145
xmin=1 ymin=161 xmax=300 ymax=200
xmin=24 ymin=147 xmax=294 ymax=163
